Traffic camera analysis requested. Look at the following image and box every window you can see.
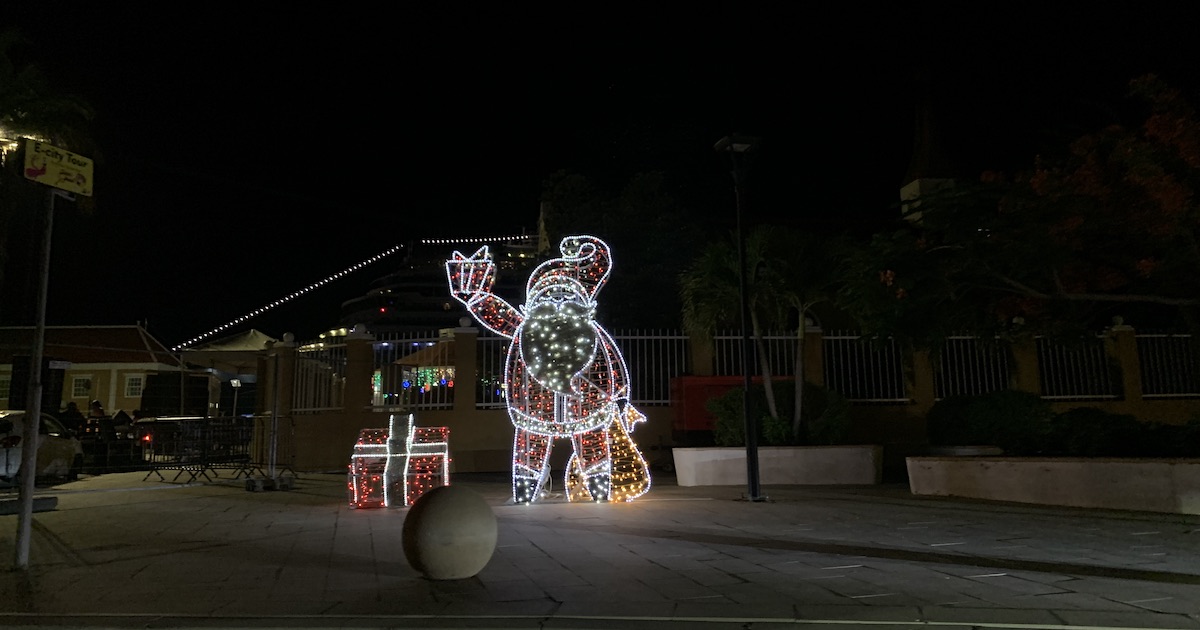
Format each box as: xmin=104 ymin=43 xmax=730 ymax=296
xmin=0 ymin=374 xmax=10 ymax=400
xmin=124 ymin=374 xmax=145 ymax=398
xmin=72 ymin=376 xmax=93 ymax=398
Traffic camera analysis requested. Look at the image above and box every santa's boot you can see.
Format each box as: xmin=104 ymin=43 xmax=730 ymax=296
xmin=513 ymin=475 xmax=543 ymax=504
xmin=512 ymin=461 xmax=550 ymax=504
xmin=585 ymin=471 xmax=612 ymax=502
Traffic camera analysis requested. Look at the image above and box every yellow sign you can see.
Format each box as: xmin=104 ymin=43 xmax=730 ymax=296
xmin=22 ymin=138 xmax=93 ymax=196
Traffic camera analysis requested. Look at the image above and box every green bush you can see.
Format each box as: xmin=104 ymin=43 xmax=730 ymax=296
xmin=1163 ymin=418 xmax=1200 ymax=457
xmin=927 ymin=393 xmax=1200 ymax=457
xmin=1049 ymin=409 xmax=1200 ymax=457
xmin=925 ymin=390 xmax=1055 ymax=455
xmin=708 ymin=381 xmax=850 ymax=447
xmin=1047 ymin=407 xmax=1142 ymax=456
xmin=925 ymin=395 xmax=977 ymax=446
xmin=708 ymin=386 xmax=755 ymax=447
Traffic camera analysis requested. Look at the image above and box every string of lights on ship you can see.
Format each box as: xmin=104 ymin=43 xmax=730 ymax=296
xmin=175 ymin=235 xmax=537 ymax=352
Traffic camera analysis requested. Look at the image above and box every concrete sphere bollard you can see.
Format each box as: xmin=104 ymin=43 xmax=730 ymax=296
xmin=402 ymin=485 xmax=498 ymax=580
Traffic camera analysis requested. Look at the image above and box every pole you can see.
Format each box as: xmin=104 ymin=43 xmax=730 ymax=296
xmin=731 ymin=162 xmax=764 ymax=502
xmin=268 ymin=353 xmax=280 ymax=480
xmin=13 ymin=188 xmax=58 ymax=569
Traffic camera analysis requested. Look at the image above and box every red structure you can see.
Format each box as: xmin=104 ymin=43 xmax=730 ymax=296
xmin=347 ymin=415 xmax=449 ymax=509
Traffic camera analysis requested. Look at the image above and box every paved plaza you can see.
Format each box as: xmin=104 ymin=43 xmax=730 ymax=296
xmin=1 ymin=469 xmax=1199 ymax=629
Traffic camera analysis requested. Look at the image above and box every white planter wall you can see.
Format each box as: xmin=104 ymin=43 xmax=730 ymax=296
xmin=907 ymin=457 xmax=1200 ymax=515
xmin=673 ymin=445 xmax=883 ymax=487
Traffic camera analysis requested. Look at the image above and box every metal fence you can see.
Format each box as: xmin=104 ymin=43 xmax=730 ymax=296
xmin=292 ymin=327 xmax=1200 ymax=413
xmin=934 ymin=335 xmax=1012 ymax=399
xmin=292 ymin=343 xmax=346 ymax=413
xmin=373 ymin=331 xmax=455 ymax=411
xmin=1036 ymin=335 xmax=1119 ymax=400
xmin=477 ymin=333 xmax=508 ymax=409
xmin=1136 ymin=333 xmax=1200 ymax=398
xmin=822 ymin=331 xmax=909 ymax=402
xmin=614 ymin=329 xmax=691 ymax=405
xmin=137 ymin=416 xmax=258 ymax=483
xmin=712 ymin=332 xmax=795 ymax=378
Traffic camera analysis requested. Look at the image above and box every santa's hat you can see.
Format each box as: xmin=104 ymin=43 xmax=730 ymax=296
xmin=524 ymin=235 xmax=611 ymax=304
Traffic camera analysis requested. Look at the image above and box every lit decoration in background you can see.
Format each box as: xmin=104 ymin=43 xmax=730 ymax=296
xmin=403 ymin=366 xmax=455 ymax=393
xmin=347 ymin=413 xmax=450 ymax=508
xmin=347 ymin=428 xmax=389 ymax=508
xmin=447 ymin=235 xmax=651 ymax=504
xmin=0 ymin=126 xmax=47 ymax=160
xmin=422 ymin=234 xmax=534 ymax=246
xmin=174 ymin=245 xmax=405 ymax=351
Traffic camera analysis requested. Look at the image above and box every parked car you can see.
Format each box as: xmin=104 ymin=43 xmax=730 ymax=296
xmin=0 ymin=410 xmax=85 ymax=485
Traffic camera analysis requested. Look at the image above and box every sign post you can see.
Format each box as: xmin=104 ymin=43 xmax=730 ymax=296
xmin=12 ymin=138 xmax=92 ymax=570
xmin=22 ymin=138 xmax=93 ymax=196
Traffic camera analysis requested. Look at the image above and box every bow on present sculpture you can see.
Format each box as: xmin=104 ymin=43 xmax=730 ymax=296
xmin=447 ymin=235 xmax=651 ymax=503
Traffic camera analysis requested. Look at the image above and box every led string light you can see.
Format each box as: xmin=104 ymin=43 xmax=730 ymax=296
xmin=174 ymin=245 xmax=405 ymax=351
xmin=348 ymin=413 xmax=450 ymax=509
xmin=610 ymin=404 xmax=651 ymax=502
xmin=347 ymin=428 xmax=389 ymax=508
xmin=447 ymin=235 xmax=651 ymax=504
xmin=422 ymin=234 xmax=535 ymax=246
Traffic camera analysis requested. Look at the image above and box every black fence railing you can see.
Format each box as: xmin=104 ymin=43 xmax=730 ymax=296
xmin=136 ymin=416 xmax=260 ymax=483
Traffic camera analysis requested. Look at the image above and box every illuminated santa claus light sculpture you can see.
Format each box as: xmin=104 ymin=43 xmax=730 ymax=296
xmin=447 ymin=235 xmax=651 ymax=504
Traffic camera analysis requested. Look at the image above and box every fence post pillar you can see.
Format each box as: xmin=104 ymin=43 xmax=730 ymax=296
xmin=1010 ymin=337 xmax=1041 ymax=395
xmin=910 ymin=348 xmax=937 ymax=412
xmin=344 ymin=327 xmax=377 ymax=412
xmin=258 ymin=334 xmax=298 ymax=419
xmin=453 ymin=325 xmax=479 ymax=412
xmin=804 ymin=326 xmax=824 ymax=387
xmin=1106 ymin=323 xmax=1142 ymax=402
xmin=688 ymin=332 xmax=714 ymax=377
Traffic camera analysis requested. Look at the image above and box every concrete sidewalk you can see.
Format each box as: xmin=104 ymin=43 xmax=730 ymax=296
xmin=1 ymin=470 xmax=1199 ymax=629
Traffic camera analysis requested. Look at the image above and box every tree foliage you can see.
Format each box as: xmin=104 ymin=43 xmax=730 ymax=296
xmin=0 ymin=28 xmax=95 ymax=323
xmin=0 ymin=30 xmax=94 ymax=149
xmin=707 ymin=380 xmax=850 ymax=447
xmin=841 ymin=74 xmax=1200 ymax=347
xmin=680 ymin=224 xmax=851 ymax=442
xmin=681 ymin=225 xmax=784 ymax=421
xmin=540 ymin=169 xmax=703 ymax=328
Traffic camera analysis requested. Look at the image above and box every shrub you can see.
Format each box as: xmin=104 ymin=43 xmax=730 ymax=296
xmin=927 ymin=394 xmax=1200 ymax=458
xmin=1049 ymin=409 xmax=1200 ymax=457
xmin=1047 ymin=407 xmax=1142 ymax=456
xmin=708 ymin=386 xmax=755 ymax=447
xmin=925 ymin=395 xmax=977 ymax=446
xmin=925 ymin=390 xmax=1055 ymax=455
xmin=807 ymin=386 xmax=852 ymax=445
xmin=708 ymin=381 xmax=850 ymax=447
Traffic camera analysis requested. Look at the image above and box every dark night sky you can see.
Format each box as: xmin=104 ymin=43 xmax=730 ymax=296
xmin=2 ymin=3 xmax=1197 ymax=348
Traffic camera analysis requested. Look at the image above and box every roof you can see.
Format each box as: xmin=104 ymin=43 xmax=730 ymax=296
xmin=393 ymin=339 xmax=454 ymax=367
xmin=184 ymin=329 xmax=278 ymax=352
xmin=0 ymin=325 xmax=181 ymax=367
xmin=179 ymin=329 xmax=279 ymax=374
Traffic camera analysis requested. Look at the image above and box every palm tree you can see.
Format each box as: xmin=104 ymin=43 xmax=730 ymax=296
xmin=680 ymin=227 xmax=786 ymax=423
xmin=759 ymin=227 xmax=849 ymax=443
xmin=0 ymin=27 xmax=95 ymax=317
xmin=680 ymin=225 xmax=852 ymax=443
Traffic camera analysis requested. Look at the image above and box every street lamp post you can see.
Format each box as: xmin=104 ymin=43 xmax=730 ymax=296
xmin=714 ymin=133 xmax=766 ymax=502
xmin=230 ymin=378 xmax=241 ymax=418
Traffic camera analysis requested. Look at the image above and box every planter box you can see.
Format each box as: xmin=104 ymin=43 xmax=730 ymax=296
xmin=907 ymin=456 xmax=1200 ymax=515
xmin=673 ymin=445 xmax=883 ymax=487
